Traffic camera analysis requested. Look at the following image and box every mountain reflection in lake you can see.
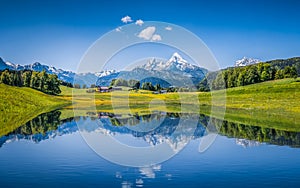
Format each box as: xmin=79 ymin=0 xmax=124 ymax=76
xmin=1 ymin=110 xmax=300 ymax=149
xmin=1 ymin=110 xmax=300 ymax=187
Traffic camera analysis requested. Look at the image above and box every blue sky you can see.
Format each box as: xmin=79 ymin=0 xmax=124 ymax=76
xmin=1 ymin=0 xmax=300 ymax=71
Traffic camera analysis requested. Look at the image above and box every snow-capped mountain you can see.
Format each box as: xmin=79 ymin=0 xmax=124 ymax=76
xmin=235 ymin=57 xmax=261 ymax=67
xmin=0 ymin=59 xmax=76 ymax=83
xmin=1 ymin=52 xmax=206 ymax=87
xmin=0 ymin=57 xmax=116 ymax=86
xmin=97 ymin=52 xmax=207 ymax=87
xmin=139 ymin=52 xmax=199 ymax=72
xmin=95 ymin=70 xmax=117 ymax=77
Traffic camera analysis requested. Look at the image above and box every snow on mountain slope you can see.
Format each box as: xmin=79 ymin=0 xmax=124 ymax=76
xmin=0 ymin=58 xmax=116 ymax=85
xmin=95 ymin=70 xmax=117 ymax=77
xmin=97 ymin=52 xmax=207 ymax=87
xmin=1 ymin=52 xmax=206 ymax=87
xmin=139 ymin=52 xmax=197 ymax=72
xmin=235 ymin=57 xmax=261 ymax=67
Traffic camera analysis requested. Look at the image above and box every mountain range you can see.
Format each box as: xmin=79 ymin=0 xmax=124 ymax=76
xmin=96 ymin=52 xmax=208 ymax=87
xmin=0 ymin=57 xmax=115 ymax=86
xmin=0 ymin=53 xmax=208 ymax=87
xmin=1 ymin=54 xmax=261 ymax=87
xmin=4 ymin=55 xmax=292 ymax=87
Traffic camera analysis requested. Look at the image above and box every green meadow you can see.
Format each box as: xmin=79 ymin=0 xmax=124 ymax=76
xmin=0 ymin=84 xmax=71 ymax=136
xmin=1 ymin=78 xmax=300 ymax=136
xmin=213 ymin=78 xmax=300 ymax=131
xmin=64 ymin=78 xmax=300 ymax=131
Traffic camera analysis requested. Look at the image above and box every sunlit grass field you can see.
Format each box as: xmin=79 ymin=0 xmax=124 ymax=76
xmin=0 ymin=84 xmax=71 ymax=136
xmin=1 ymin=78 xmax=299 ymax=135
xmin=215 ymin=78 xmax=300 ymax=131
xmin=62 ymin=78 xmax=300 ymax=131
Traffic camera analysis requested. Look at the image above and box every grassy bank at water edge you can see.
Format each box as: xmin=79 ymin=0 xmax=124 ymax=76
xmin=0 ymin=84 xmax=71 ymax=135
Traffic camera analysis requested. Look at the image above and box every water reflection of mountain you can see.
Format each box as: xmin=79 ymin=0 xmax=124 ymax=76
xmin=1 ymin=110 xmax=300 ymax=148
xmin=96 ymin=112 xmax=205 ymax=150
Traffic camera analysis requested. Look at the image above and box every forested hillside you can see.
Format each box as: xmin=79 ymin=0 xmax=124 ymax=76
xmin=0 ymin=69 xmax=62 ymax=95
xmin=199 ymin=57 xmax=299 ymax=91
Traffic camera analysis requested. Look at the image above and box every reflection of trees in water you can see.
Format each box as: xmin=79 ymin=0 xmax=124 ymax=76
xmin=6 ymin=111 xmax=76 ymax=136
xmin=2 ymin=110 xmax=300 ymax=148
xmin=199 ymin=117 xmax=300 ymax=148
xmin=0 ymin=110 xmax=79 ymax=147
xmin=100 ymin=112 xmax=300 ymax=148
xmin=13 ymin=111 xmax=62 ymax=135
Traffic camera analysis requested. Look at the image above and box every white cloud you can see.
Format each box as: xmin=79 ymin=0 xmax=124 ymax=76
xmin=121 ymin=16 xmax=133 ymax=23
xmin=115 ymin=27 xmax=122 ymax=32
xmin=138 ymin=26 xmax=156 ymax=40
xmin=151 ymin=34 xmax=162 ymax=41
xmin=165 ymin=26 xmax=172 ymax=31
xmin=135 ymin=19 xmax=144 ymax=26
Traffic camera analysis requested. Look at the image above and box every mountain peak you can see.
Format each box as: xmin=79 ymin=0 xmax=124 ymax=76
xmin=0 ymin=59 xmax=120 ymax=86
xmin=235 ymin=57 xmax=261 ymax=67
xmin=168 ymin=52 xmax=187 ymax=64
xmin=137 ymin=52 xmax=202 ymax=73
xmin=0 ymin=57 xmax=9 ymax=70
xmin=32 ymin=62 xmax=42 ymax=66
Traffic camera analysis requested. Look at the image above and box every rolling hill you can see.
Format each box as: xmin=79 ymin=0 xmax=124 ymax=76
xmin=0 ymin=84 xmax=70 ymax=136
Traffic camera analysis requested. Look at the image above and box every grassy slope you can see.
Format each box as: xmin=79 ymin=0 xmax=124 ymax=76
xmin=4 ymin=78 xmax=295 ymax=134
xmin=63 ymin=78 xmax=300 ymax=131
xmin=0 ymin=84 xmax=70 ymax=135
xmin=213 ymin=78 xmax=300 ymax=131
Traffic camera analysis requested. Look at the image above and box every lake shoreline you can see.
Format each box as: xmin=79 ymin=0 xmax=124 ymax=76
xmin=1 ymin=78 xmax=299 ymax=135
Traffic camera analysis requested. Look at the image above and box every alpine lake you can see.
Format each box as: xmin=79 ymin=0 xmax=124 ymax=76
xmin=1 ymin=108 xmax=300 ymax=187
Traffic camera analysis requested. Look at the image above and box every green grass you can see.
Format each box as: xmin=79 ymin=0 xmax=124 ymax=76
xmin=214 ymin=78 xmax=300 ymax=131
xmin=0 ymin=84 xmax=71 ymax=136
xmin=65 ymin=78 xmax=300 ymax=131
xmin=1 ymin=78 xmax=300 ymax=136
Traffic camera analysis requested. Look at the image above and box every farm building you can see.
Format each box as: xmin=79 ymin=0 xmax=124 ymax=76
xmin=96 ymin=86 xmax=122 ymax=92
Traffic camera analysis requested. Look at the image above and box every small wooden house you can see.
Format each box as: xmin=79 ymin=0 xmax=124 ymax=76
xmin=97 ymin=86 xmax=110 ymax=92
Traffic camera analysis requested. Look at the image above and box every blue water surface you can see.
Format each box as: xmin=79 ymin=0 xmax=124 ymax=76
xmin=0 ymin=115 xmax=299 ymax=188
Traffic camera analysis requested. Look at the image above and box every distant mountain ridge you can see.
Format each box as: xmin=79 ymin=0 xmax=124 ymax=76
xmin=0 ymin=58 xmax=116 ymax=86
xmin=97 ymin=52 xmax=208 ymax=87
xmin=2 ymin=55 xmax=299 ymax=87
xmin=0 ymin=53 xmax=209 ymax=87
xmin=233 ymin=56 xmax=300 ymax=76
xmin=0 ymin=58 xmax=76 ymax=82
xmin=0 ymin=57 xmax=9 ymax=70
xmin=235 ymin=57 xmax=261 ymax=67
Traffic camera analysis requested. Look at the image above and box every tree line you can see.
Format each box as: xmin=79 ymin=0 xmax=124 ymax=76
xmin=200 ymin=62 xmax=298 ymax=91
xmin=198 ymin=115 xmax=300 ymax=147
xmin=0 ymin=69 xmax=62 ymax=95
xmin=109 ymin=78 xmax=198 ymax=92
xmin=110 ymin=78 xmax=140 ymax=89
xmin=109 ymin=78 xmax=166 ymax=91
